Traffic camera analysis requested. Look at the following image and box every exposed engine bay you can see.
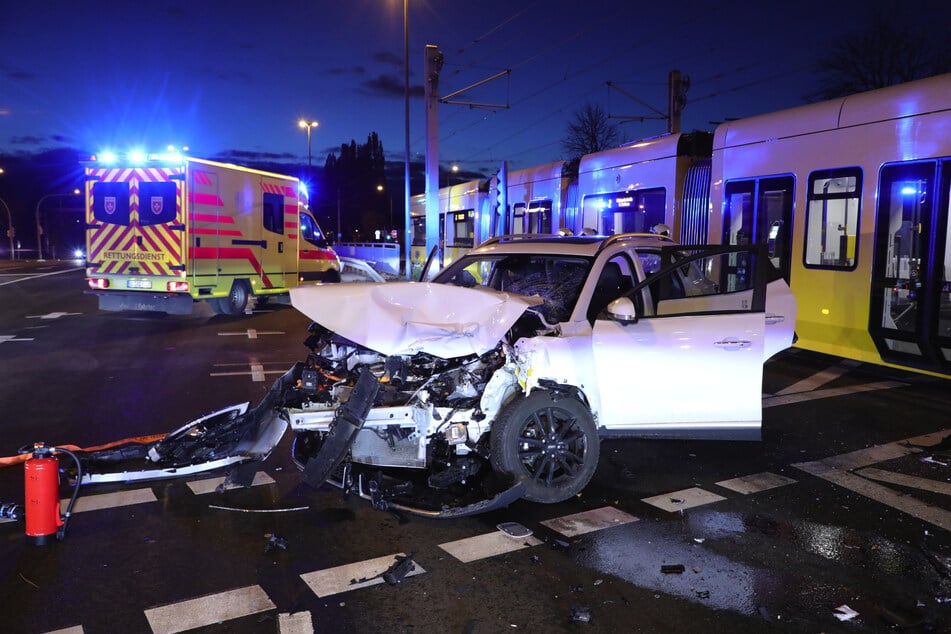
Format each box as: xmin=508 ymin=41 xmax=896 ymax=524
xmin=282 ymin=306 xmax=555 ymax=516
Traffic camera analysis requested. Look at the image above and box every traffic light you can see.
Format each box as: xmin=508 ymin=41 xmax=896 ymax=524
xmin=494 ymin=161 xmax=507 ymax=236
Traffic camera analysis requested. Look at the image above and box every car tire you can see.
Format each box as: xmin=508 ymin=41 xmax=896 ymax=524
xmin=212 ymin=282 xmax=250 ymax=315
xmin=490 ymin=390 xmax=599 ymax=503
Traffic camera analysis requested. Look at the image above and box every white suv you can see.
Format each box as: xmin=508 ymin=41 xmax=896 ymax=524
xmin=283 ymin=234 xmax=797 ymax=516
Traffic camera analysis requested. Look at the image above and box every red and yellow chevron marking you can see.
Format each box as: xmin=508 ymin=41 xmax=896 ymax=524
xmin=86 ymin=167 xmax=184 ymax=277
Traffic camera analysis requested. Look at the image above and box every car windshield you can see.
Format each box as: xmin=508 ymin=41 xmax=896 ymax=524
xmin=434 ymin=253 xmax=593 ymax=323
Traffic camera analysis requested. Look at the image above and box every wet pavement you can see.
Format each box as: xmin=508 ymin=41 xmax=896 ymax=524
xmin=2 ymin=266 xmax=951 ymax=632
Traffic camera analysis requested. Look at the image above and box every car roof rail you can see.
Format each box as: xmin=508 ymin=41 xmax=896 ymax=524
xmin=594 ymin=232 xmax=674 ymax=255
xmin=477 ymin=233 xmax=555 ymax=247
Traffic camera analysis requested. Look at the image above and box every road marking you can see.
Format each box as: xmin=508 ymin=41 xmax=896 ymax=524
xmin=795 ymin=463 xmax=951 ymax=531
xmin=26 ymin=312 xmax=82 ymax=320
xmin=773 ymin=362 xmax=860 ymax=395
xmin=0 ymin=266 xmax=83 ymax=286
xmin=60 ymin=488 xmax=157 ymax=514
xmin=856 ymin=467 xmax=951 ymax=496
xmin=763 ymin=380 xmax=907 ymax=408
xmin=218 ymin=329 xmax=285 ymax=339
xmin=0 ymin=335 xmax=33 ymax=344
xmin=278 ymin=612 xmax=314 ymax=634
xmin=641 ymin=487 xmax=726 ymax=512
xmin=186 ymin=471 xmax=276 ymax=495
xmin=144 ymin=585 xmax=275 ymax=634
xmin=715 ymin=471 xmax=796 ymax=495
xmin=794 ymin=429 xmax=951 ymax=472
xmin=793 ymin=429 xmax=951 ymax=530
xmin=439 ymin=531 xmax=542 ymax=563
xmin=540 ymin=506 xmax=639 ymax=537
xmin=299 ymin=552 xmax=426 ymax=597
xmin=210 ymin=361 xmax=289 ymax=381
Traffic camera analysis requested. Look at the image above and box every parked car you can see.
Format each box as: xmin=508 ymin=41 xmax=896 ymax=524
xmin=279 ymin=233 xmax=797 ymax=515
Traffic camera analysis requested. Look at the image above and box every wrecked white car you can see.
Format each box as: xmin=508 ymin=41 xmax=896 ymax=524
xmin=278 ymin=234 xmax=797 ymax=516
xmin=73 ymin=234 xmax=795 ymax=517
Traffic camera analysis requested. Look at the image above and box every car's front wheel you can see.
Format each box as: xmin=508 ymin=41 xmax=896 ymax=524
xmin=490 ymin=390 xmax=599 ymax=503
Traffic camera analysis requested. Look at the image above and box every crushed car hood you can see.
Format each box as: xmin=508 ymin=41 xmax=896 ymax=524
xmin=290 ymin=282 xmax=541 ymax=358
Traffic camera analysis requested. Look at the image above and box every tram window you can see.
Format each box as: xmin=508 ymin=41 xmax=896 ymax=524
xmin=528 ymin=201 xmax=553 ymax=234
xmin=723 ymin=181 xmax=753 ymax=245
xmin=411 ymin=216 xmax=426 ymax=246
xmin=582 ymin=188 xmax=665 ymax=235
xmin=513 ymin=204 xmax=526 ymax=233
xmin=449 ymin=210 xmax=474 ymax=247
xmin=804 ymin=168 xmax=862 ymax=270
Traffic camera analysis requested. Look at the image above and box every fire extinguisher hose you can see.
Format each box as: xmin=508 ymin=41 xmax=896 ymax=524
xmin=50 ymin=445 xmax=82 ymax=540
xmin=0 ymin=433 xmax=167 ymax=467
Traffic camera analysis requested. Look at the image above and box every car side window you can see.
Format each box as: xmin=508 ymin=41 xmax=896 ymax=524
xmin=649 ymin=247 xmax=762 ymax=317
xmin=587 ymin=254 xmax=636 ymax=323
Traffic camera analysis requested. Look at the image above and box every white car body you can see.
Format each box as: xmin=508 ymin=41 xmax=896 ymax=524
xmin=285 ymin=234 xmax=797 ymax=509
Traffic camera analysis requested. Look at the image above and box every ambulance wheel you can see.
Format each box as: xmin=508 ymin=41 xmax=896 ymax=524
xmin=213 ymin=282 xmax=250 ymax=315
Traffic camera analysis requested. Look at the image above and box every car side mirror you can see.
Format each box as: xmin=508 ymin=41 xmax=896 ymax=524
xmin=606 ymin=296 xmax=638 ymax=324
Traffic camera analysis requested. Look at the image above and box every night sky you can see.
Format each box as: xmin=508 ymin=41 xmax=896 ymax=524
xmin=1 ymin=0 xmax=948 ymax=177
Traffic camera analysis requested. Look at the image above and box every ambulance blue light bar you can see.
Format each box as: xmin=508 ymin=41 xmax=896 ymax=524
xmin=89 ymin=146 xmax=188 ymax=166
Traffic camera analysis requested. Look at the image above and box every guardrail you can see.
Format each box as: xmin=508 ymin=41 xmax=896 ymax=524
xmin=334 ymin=242 xmax=400 ymax=275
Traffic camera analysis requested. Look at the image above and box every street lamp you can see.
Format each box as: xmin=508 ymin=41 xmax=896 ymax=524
xmin=0 ymin=167 xmax=12 ymax=260
xmin=297 ymin=119 xmax=319 ymax=168
xmin=1 ymin=196 xmax=13 ymax=261
xmin=378 ymin=184 xmax=394 ymax=234
xmin=35 ymin=189 xmax=80 ymax=261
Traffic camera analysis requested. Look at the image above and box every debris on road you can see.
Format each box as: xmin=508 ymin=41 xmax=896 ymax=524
xmin=208 ymin=504 xmax=310 ymax=513
xmin=660 ymin=564 xmax=686 ymax=574
xmin=497 ymin=522 xmax=533 ymax=539
xmin=833 ymin=604 xmax=859 ymax=622
xmin=569 ymin=606 xmax=592 ymax=623
xmin=264 ymin=533 xmax=288 ymax=553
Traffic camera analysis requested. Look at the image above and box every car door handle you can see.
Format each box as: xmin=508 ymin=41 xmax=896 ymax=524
xmin=714 ymin=338 xmax=752 ymax=350
xmin=765 ymin=313 xmax=785 ymax=325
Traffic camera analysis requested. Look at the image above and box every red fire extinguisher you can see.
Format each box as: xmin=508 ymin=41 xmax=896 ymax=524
xmin=19 ymin=442 xmax=82 ymax=545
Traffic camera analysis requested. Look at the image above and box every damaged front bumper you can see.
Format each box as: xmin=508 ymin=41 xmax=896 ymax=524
xmin=76 ymin=362 xmax=526 ymax=518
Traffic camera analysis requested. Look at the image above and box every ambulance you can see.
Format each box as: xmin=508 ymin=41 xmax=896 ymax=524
xmin=84 ymin=151 xmax=340 ymax=315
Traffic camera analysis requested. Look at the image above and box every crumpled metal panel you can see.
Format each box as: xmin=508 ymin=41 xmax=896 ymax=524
xmin=290 ymin=282 xmax=541 ymax=359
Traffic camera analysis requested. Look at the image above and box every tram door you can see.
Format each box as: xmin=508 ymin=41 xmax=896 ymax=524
xmin=721 ymin=176 xmax=794 ymax=282
xmin=871 ymin=160 xmax=951 ymax=373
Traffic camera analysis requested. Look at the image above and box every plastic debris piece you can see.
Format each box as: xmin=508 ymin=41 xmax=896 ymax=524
xmin=497 ymin=522 xmax=533 ymax=539
xmin=209 ymin=504 xmax=310 ymax=513
xmin=693 ymin=538 xmax=705 ymax=544
xmin=545 ymin=535 xmax=571 ymax=550
xmin=264 ymin=533 xmax=288 ymax=553
xmin=833 ymin=605 xmax=859 ymax=621
xmin=593 ymin=579 xmax=603 ymax=586
xmin=661 ymin=564 xmax=686 ymax=574
xmin=569 ymin=606 xmax=592 ymax=623
xmin=382 ymin=553 xmax=416 ymax=585
xmin=696 ymin=590 xmax=710 ymax=599
xmin=920 ymin=456 xmax=948 ymax=466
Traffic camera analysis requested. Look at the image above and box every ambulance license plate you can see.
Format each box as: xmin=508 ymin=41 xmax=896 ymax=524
xmin=127 ymin=279 xmax=152 ymax=289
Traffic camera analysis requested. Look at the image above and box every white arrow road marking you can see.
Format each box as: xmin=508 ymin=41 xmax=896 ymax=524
xmin=26 ymin=312 xmax=82 ymax=319
xmin=0 ymin=335 xmax=33 ymax=343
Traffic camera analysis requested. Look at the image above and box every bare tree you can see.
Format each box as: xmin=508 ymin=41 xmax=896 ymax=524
xmin=562 ymin=103 xmax=620 ymax=160
xmin=809 ymin=14 xmax=951 ymax=101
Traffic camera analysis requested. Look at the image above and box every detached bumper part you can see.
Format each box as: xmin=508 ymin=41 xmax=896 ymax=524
xmin=355 ymin=473 xmax=527 ymax=518
xmin=301 ymin=367 xmax=381 ymax=489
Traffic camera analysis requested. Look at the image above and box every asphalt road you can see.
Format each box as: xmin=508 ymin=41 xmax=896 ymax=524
xmin=2 ymin=263 xmax=951 ymax=633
